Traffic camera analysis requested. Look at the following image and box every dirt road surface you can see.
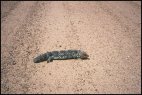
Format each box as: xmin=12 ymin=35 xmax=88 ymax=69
xmin=1 ymin=1 xmax=141 ymax=94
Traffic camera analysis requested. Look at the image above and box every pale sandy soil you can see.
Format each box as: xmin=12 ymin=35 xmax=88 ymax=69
xmin=1 ymin=1 xmax=141 ymax=94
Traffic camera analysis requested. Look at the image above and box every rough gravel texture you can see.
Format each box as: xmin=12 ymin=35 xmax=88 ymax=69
xmin=1 ymin=1 xmax=141 ymax=94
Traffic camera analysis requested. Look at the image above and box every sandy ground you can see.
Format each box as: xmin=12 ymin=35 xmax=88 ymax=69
xmin=1 ymin=1 xmax=141 ymax=94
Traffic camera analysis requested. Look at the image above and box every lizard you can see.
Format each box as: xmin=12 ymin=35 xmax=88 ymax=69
xmin=33 ymin=50 xmax=89 ymax=63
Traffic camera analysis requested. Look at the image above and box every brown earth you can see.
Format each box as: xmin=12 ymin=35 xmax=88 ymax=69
xmin=1 ymin=1 xmax=141 ymax=94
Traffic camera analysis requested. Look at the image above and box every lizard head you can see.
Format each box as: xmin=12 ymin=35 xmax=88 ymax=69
xmin=80 ymin=51 xmax=89 ymax=59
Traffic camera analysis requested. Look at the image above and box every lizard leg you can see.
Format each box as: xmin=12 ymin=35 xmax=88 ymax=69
xmin=47 ymin=57 xmax=53 ymax=63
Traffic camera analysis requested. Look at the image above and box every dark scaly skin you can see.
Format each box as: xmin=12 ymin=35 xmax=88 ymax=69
xmin=33 ymin=50 xmax=89 ymax=63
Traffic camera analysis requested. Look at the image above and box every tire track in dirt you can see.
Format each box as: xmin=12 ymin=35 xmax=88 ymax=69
xmin=1 ymin=1 xmax=45 ymax=94
xmin=10 ymin=2 xmax=53 ymax=94
xmin=97 ymin=1 xmax=141 ymax=80
xmin=95 ymin=2 xmax=140 ymax=93
xmin=79 ymin=2 xmax=141 ymax=93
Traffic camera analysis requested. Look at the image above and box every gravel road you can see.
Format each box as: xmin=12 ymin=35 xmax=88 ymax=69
xmin=1 ymin=1 xmax=141 ymax=94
